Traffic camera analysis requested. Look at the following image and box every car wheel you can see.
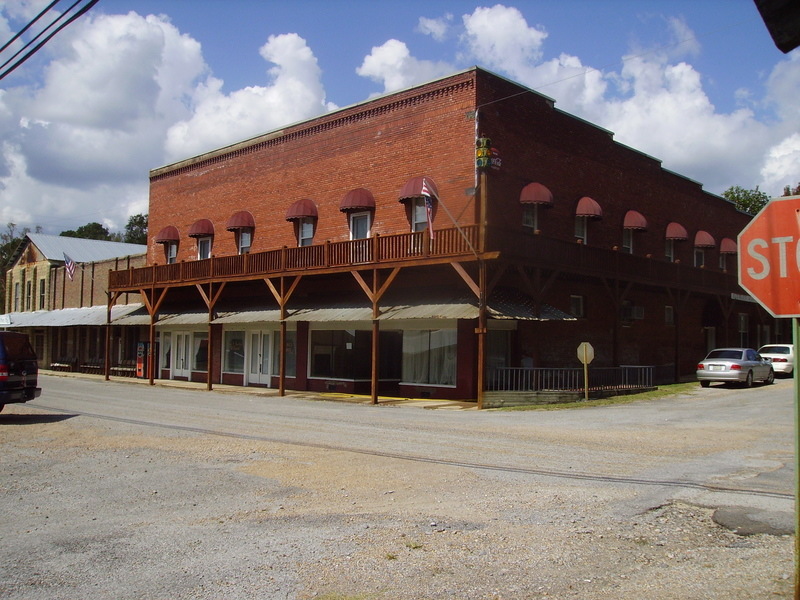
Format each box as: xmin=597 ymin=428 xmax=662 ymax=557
xmin=765 ymin=369 xmax=775 ymax=385
xmin=745 ymin=371 xmax=754 ymax=387
xmin=700 ymin=381 xmax=710 ymax=388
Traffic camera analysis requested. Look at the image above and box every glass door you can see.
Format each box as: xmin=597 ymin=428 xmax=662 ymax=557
xmin=247 ymin=331 xmax=272 ymax=386
xmin=173 ymin=332 xmax=192 ymax=378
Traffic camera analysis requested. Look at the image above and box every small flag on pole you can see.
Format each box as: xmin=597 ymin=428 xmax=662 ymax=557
xmin=421 ymin=178 xmax=435 ymax=240
xmin=63 ymin=253 xmax=76 ymax=281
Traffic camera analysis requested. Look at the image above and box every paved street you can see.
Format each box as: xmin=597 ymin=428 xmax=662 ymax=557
xmin=0 ymin=373 xmax=794 ymax=599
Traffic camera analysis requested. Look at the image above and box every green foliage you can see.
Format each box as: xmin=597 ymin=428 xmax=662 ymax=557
xmin=721 ymin=185 xmax=770 ymax=215
xmin=60 ymin=222 xmax=112 ymax=240
xmin=124 ymin=214 xmax=148 ymax=244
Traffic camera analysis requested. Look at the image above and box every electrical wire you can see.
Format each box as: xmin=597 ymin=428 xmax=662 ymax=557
xmin=0 ymin=0 xmax=100 ymax=82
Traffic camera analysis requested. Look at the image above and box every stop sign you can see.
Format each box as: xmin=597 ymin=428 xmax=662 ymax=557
xmin=738 ymin=195 xmax=800 ymax=317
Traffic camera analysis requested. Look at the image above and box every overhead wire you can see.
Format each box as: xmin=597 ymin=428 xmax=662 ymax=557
xmin=0 ymin=0 xmax=100 ymax=82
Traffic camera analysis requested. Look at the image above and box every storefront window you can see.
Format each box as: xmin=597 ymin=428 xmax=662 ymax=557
xmin=224 ymin=331 xmax=245 ymax=373
xmin=402 ymin=329 xmax=456 ymax=385
xmin=272 ymin=331 xmax=297 ymax=377
xmin=193 ymin=332 xmax=208 ymax=371
xmin=310 ymin=329 xmax=370 ymax=379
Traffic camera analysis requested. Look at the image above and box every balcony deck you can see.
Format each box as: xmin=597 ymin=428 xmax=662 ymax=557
xmin=109 ymin=224 xmax=741 ymax=297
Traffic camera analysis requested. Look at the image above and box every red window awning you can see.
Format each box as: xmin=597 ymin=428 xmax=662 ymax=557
xmin=188 ymin=219 xmax=214 ymax=238
xmin=226 ymin=210 xmax=255 ymax=231
xmin=576 ymin=196 xmax=602 ymax=218
xmin=519 ymin=182 xmax=553 ymax=206
xmin=665 ymin=222 xmax=688 ymax=240
xmin=694 ymin=230 xmax=716 ymax=248
xmin=340 ymin=188 xmax=376 ymax=212
xmin=154 ymin=225 xmax=179 ymax=244
xmin=398 ymin=176 xmax=439 ymax=201
xmin=285 ymin=198 xmax=318 ymax=221
xmin=623 ymin=210 xmax=648 ymax=230
xmin=720 ymin=237 xmax=737 ymax=254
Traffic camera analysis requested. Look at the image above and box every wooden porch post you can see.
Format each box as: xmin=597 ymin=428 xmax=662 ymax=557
xmin=371 ymin=318 xmax=380 ymax=405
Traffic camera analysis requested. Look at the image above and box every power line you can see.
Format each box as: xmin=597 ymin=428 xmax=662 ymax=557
xmin=0 ymin=0 xmax=100 ymax=82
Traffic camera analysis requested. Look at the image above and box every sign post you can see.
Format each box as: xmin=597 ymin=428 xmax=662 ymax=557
xmin=577 ymin=342 xmax=594 ymax=402
xmin=737 ymin=195 xmax=800 ymax=599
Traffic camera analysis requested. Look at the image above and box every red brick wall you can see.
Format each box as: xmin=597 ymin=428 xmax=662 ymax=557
xmin=148 ymin=73 xmax=479 ymax=265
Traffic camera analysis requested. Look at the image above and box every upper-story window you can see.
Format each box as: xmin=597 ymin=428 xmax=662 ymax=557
xmin=226 ymin=211 xmax=256 ymax=255
xmin=665 ymin=222 xmax=687 ymax=263
xmin=575 ymin=197 xmax=602 ymax=244
xmin=622 ymin=229 xmax=633 ymax=254
xmin=13 ymin=282 xmax=20 ymax=312
xmin=25 ymin=280 xmax=32 ymax=311
xmin=166 ymin=242 xmax=178 ymax=264
xmin=285 ymin=199 xmax=318 ymax=247
xmin=188 ymin=219 xmax=215 ymax=260
xmin=519 ymin=182 xmax=553 ymax=233
xmin=694 ymin=230 xmax=715 ymax=268
xmin=197 ymin=236 xmax=212 ymax=260
xmin=574 ymin=216 xmax=588 ymax=243
xmin=237 ymin=229 xmax=252 ymax=254
xmin=350 ymin=212 xmax=371 ymax=240
xmin=38 ymin=279 xmax=46 ymax=310
xmin=412 ymin=197 xmax=432 ymax=234
xmin=665 ymin=239 xmax=675 ymax=262
xmin=298 ymin=217 xmax=315 ymax=247
xmin=155 ymin=225 xmax=180 ymax=264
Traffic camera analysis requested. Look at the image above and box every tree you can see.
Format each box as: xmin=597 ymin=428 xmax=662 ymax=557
xmin=721 ymin=185 xmax=770 ymax=216
xmin=1 ymin=222 xmax=33 ymax=310
xmin=782 ymin=183 xmax=800 ymax=196
xmin=123 ymin=214 xmax=148 ymax=244
xmin=60 ymin=222 xmax=112 ymax=240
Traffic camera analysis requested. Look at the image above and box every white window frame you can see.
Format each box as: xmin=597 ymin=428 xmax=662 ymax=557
xmin=349 ymin=212 xmax=371 ymax=240
xmin=622 ymin=229 xmax=633 ymax=254
xmin=694 ymin=248 xmax=705 ymax=268
xmin=166 ymin=242 xmax=178 ymax=264
xmin=522 ymin=205 xmax=538 ymax=231
xmin=575 ymin=216 xmax=587 ymax=243
xmin=412 ymin=197 xmax=428 ymax=233
xmin=197 ymin=237 xmax=212 ymax=260
xmin=237 ymin=229 xmax=252 ymax=255
xmin=298 ymin=217 xmax=314 ymax=247
xmin=665 ymin=239 xmax=675 ymax=262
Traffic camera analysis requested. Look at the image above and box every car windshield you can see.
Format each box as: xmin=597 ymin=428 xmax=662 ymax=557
xmin=706 ymin=350 xmax=744 ymax=360
xmin=759 ymin=346 xmax=790 ymax=355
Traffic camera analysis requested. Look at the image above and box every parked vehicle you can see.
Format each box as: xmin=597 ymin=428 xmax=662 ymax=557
xmin=696 ymin=347 xmax=774 ymax=387
xmin=757 ymin=344 xmax=794 ymax=376
xmin=0 ymin=332 xmax=42 ymax=412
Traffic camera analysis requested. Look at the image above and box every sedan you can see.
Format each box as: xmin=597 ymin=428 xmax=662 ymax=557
xmin=696 ymin=347 xmax=774 ymax=387
xmin=757 ymin=344 xmax=794 ymax=376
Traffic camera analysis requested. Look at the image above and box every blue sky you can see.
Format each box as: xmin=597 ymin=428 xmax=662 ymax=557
xmin=0 ymin=0 xmax=797 ymax=235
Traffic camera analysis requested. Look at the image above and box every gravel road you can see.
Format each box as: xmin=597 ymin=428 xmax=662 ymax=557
xmin=0 ymin=373 xmax=795 ymax=599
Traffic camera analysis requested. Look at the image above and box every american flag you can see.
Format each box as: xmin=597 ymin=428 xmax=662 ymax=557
xmin=63 ymin=253 xmax=76 ymax=281
xmin=421 ymin=178 xmax=435 ymax=240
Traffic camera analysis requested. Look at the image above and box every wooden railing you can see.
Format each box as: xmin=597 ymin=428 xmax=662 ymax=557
xmin=109 ymin=225 xmax=480 ymax=290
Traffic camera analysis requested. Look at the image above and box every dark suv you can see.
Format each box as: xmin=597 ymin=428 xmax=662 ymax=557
xmin=0 ymin=332 xmax=42 ymax=412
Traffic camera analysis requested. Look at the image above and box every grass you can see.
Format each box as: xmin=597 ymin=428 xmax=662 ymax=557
xmin=497 ymin=381 xmax=701 ymax=411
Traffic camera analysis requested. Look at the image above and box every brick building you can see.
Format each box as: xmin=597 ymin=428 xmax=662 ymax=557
xmin=108 ymin=67 xmax=780 ymax=404
xmin=3 ymin=233 xmax=146 ymax=371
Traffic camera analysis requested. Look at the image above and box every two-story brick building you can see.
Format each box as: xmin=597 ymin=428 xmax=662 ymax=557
xmin=107 ymin=67 xmax=779 ymax=405
xmin=3 ymin=233 xmax=146 ymax=371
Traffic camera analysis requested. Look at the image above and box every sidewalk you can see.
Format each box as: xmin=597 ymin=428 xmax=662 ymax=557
xmin=40 ymin=369 xmax=478 ymax=410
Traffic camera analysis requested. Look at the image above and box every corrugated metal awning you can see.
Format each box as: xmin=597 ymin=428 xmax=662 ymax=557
xmin=3 ymin=304 xmax=143 ymax=328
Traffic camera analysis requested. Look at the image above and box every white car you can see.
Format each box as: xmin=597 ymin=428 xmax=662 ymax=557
xmin=757 ymin=344 xmax=794 ymax=376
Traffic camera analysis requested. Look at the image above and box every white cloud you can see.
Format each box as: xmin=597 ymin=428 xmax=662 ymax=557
xmin=760 ymin=134 xmax=800 ymax=194
xmin=356 ymin=38 xmax=453 ymax=93
xmin=455 ymin=5 xmax=798 ymax=196
xmin=460 ymin=5 xmax=547 ymax=82
xmin=165 ymin=33 xmax=334 ymax=161
xmin=417 ymin=14 xmax=452 ymax=42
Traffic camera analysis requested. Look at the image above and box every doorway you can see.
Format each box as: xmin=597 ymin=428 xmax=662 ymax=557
xmin=247 ymin=331 xmax=272 ymax=386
